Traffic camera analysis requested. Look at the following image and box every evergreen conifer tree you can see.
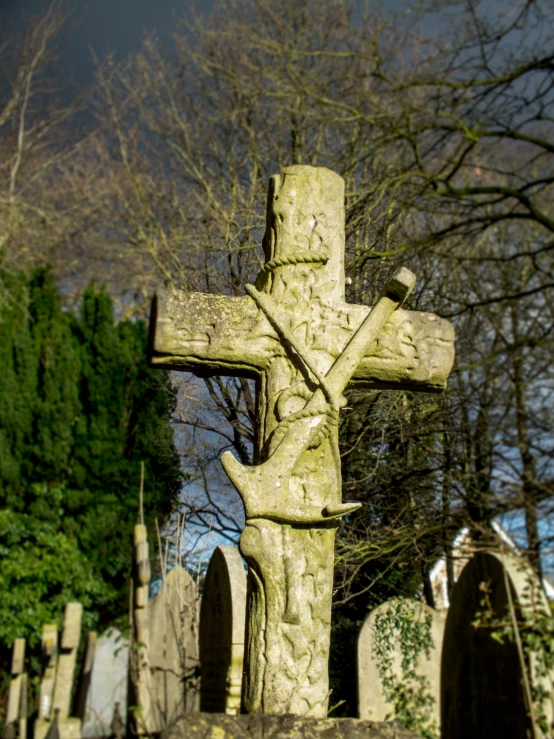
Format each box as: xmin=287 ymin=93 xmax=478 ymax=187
xmin=0 ymin=269 xmax=182 ymax=648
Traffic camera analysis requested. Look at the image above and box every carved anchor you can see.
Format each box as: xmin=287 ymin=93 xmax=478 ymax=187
xmin=221 ymin=267 xmax=416 ymax=525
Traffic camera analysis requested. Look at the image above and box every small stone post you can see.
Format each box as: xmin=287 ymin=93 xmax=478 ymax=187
xmin=131 ymin=522 xmax=153 ymax=734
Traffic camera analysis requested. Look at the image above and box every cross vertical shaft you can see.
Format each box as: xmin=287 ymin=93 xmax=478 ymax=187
xmin=237 ymin=167 xmax=347 ymax=716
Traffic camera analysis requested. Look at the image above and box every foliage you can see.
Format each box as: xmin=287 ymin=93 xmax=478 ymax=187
xmin=0 ymin=503 xmax=109 ymax=648
xmin=372 ymin=599 xmax=438 ymax=739
xmin=329 ymin=539 xmax=424 ymax=717
xmin=0 ymin=267 xmax=183 ymax=651
xmin=336 ymin=390 xmax=451 ymax=605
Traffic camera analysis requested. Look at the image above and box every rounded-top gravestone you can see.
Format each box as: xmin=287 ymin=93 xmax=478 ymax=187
xmin=145 ymin=565 xmax=200 ymax=728
xmin=199 ymin=545 xmax=247 ymax=714
xmin=441 ymin=550 xmax=551 ymax=739
xmin=358 ymin=597 xmax=444 ymax=735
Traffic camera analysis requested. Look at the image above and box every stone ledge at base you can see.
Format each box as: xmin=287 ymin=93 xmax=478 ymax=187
xmin=162 ymin=713 xmax=420 ymax=739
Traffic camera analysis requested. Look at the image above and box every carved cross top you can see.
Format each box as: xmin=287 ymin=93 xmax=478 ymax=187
xmin=150 ymin=165 xmax=454 ymax=716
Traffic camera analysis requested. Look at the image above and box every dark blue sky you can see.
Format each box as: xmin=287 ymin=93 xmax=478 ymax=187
xmin=1 ymin=0 xmax=409 ymax=95
xmin=0 ymin=0 xmax=213 ymax=91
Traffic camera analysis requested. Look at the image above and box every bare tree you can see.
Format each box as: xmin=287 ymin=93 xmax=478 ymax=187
xmin=0 ymin=1 xmax=102 ymax=303
xmin=80 ymin=0 xmax=554 ymax=579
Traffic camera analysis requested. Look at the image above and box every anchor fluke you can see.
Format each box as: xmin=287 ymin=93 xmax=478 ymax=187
xmin=323 ymin=502 xmax=362 ymax=519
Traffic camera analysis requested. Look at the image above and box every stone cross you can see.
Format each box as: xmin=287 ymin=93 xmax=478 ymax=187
xmin=150 ymin=165 xmax=455 ymax=716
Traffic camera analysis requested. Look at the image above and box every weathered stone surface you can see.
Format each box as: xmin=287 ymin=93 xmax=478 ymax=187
xmin=38 ymin=624 xmax=57 ymax=720
xmin=53 ymin=603 xmax=82 ymax=718
xmin=200 ymin=546 xmax=247 ymax=714
xmin=81 ymin=628 xmax=128 ymax=738
xmin=60 ymin=602 xmax=82 ymax=650
xmin=150 ymin=165 xmax=455 ymax=716
xmin=6 ymin=639 xmax=27 ymax=739
xmin=6 ymin=637 xmax=27 ymax=738
xmin=11 ymin=638 xmax=25 ymax=675
xmin=441 ymin=550 xmax=552 ymax=739
xmin=6 ymin=673 xmax=23 ymax=724
xmin=162 ymin=713 xmax=420 ymax=738
xmin=358 ymin=599 xmax=444 ymax=735
xmin=35 ymin=604 xmax=83 ymax=739
xmin=133 ymin=561 xmax=200 ymax=734
xmin=152 ymin=292 xmax=454 ymax=393
xmin=149 ymin=566 xmax=199 ymax=719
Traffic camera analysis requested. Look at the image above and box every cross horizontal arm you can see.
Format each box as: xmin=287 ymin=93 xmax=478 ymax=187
xmin=149 ymin=289 xmax=455 ymax=391
xmin=149 ymin=291 xmax=277 ymax=377
xmin=349 ymin=302 xmax=454 ymax=391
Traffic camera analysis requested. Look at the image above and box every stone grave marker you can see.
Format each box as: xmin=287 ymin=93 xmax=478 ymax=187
xmin=34 ymin=603 xmax=82 ymax=739
xmin=37 ymin=624 xmax=57 ymax=721
xmin=132 ymin=523 xmax=199 ymax=734
xmin=146 ymin=566 xmax=199 ymax=723
xmin=6 ymin=638 xmax=27 ymax=739
xmin=81 ymin=628 xmax=129 ymax=738
xmin=150 ymin=164 xmax=455 ymax=715
xmin=75 ymin=632 xmax=97 ymax=725
xmin=358 ymin=598 xmax=444 ymax=736
xmin=441 ymin=550 xmax=553 ymax=739
xmin=200 ymin=546 xmax=247 ymax=714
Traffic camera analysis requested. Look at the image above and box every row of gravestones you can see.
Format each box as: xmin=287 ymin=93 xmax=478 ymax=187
xmin=5 ymin=544 xmax=552 ymax=738
xmin=359 ymin=550 xmax=554 ymax=739
xmin=4 ymin=604 xmax=129 ymax=739
xmin=3 ymin=540 xmax=246 ymax=739
xmin=202 ymin=546 xmax=554 ymax=739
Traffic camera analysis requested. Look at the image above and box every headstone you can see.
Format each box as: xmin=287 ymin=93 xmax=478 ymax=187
xmin=6 ymin=638 xmax=27 ymax=739
xmin=35 ymin=603 xmax=82 ymax=739
xmin=147 ymin=567 xmax=199 ymax=723
xmin=358 ymin=598 xmax=444 ymax=736
xmin=38 ymin=625 xmax=57 ymax=720
xmin=75 ymin=632 xmax=97 ymax=723
xmin=441 ymin=550 xmax=553 ymax=738
xmin=200 ymin=546 xmax=247 ymax=714
xmin=150 ymin=165 xmax=455 ymax=716
xmin=131 ymin=522 xmax=199 ymax=735
xmin=81 ymin=629 xmax=129 ymax=738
